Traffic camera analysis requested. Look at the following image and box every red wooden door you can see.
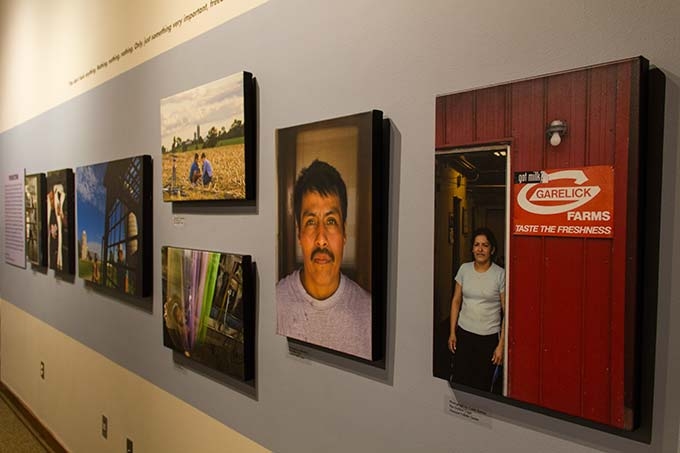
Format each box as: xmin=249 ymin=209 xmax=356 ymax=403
xmin=435 ymin=58 xmax=643 ymax=429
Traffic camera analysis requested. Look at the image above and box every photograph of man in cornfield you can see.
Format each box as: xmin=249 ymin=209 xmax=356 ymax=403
xmin=161 ymin=72 xmax=247 ymax=201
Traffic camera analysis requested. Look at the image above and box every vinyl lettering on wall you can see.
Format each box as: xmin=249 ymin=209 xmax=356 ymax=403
xmin=68 ymin=2 xmax=217 ymax=87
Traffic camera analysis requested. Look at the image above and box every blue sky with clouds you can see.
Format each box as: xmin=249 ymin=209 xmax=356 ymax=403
xmin=76 ymin=162 xmax=107 ymax=258
xmin=160 ymin=72 xmax=244 ymax=151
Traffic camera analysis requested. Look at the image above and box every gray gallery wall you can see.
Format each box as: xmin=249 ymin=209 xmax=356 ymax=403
xmin=2 ymin=1 xmax=680 ymax=452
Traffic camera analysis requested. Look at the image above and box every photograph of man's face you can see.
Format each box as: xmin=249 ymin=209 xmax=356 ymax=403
xmin=276 ymin=111 xmax=383 ymax=361
xmin=296 ymin=162 xmax=348 ymax=300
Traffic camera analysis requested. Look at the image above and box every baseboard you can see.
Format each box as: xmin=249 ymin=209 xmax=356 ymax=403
xmin=0 ymin=380 xmax=68 ymax=453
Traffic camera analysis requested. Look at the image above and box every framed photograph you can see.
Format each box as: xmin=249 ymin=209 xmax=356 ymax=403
xmin=46 ymin=168 xmax=75 ymax=274
xmin=160 ymin=71 xmax=256 ymax=202
xmin=25 ymin=173 xmax=47 ymax=266
xmin=76 ymin=156 xmax=153 ymax=297
xmin=161 ymin=246 xmax=255 ymax=382
xmin=276 ymin=110 xmax=389 ymax=362
xmin=432 ymin=57 xmax=662 ymax=439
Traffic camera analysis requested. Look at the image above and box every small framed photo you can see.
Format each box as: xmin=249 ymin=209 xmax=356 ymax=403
xmin=46 ymin=168 xmax=75 ymax=275
xmin=25 ymin=173 xmax=47 ymax=266
xmin=161 ymin=246 xmax=255 ymax=382
xmin=160 ymin=71 xmax=256 ymax=202
xmin=76 ymin=156 xmax=153 ymax=297
xmin=276 ymin=110 xmax=389 ymax=362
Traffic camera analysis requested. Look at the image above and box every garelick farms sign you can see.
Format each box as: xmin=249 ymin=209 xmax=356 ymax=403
xmin=513 ymin=165 xmax=614 ymax=238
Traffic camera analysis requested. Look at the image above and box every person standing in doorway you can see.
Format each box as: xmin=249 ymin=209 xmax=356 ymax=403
xmin=448 ymin=227 xmax=505 ymax=393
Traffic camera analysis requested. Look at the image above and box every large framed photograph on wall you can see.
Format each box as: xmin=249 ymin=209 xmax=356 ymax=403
xmin=432 ymin=57 xmax=663 ymax=441
xmin=25 ymin=172 xmax=47 ymax=267
xmin=76 ymin=155 xmax=153 ymax=298
xmin=46 ymin=168 xmax=75 ymax=275
xmin=161 ymin=246 xmax=255 ymax=382
xmin=276 ymin=110 xmax=389 ymax=362
xmin=160 ymin=71 xmax=256 ymax=202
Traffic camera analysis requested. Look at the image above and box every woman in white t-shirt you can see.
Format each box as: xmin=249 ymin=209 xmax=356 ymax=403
xmin=448 ymin=227 xmax=506 ymax=393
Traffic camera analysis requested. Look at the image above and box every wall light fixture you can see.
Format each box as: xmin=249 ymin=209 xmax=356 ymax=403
xmin=546 ymin=120 xmax=567 ymax=147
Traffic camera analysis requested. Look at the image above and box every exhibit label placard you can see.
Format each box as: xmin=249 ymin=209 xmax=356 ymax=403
xmin=4 ymin=169 xmax=26 ymax=268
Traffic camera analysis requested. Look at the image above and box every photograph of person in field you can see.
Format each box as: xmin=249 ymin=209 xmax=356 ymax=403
xmin=161 ymin=72 xmax=249 ymax=201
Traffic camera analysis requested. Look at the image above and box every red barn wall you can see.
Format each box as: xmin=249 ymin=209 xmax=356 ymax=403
xmin=435 ymin=58 xmax=642 ymax=429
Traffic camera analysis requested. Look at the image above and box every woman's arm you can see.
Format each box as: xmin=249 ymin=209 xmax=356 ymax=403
xmin=492 ymin=291 xmax=506 ymax=365
xmin=448 ymin=282 xmax=462 ymax=353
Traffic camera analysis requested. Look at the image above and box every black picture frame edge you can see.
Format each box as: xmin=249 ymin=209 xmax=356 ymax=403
xmin=242 ymin=255 xmax=256 ymax=382
xmin=243 ymin=71 xmax=257 ymax=203
xmin=370 ymin=110 xmax=388 ymax=363
xmin=630 ymin=62 xmax=665 ymax=444
xmin=66 ymin=168 xmax=75 ymax=275
xmin=140 ymin=154 xmax=154 ymax=297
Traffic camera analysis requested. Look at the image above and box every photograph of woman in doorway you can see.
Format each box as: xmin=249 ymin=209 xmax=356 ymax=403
xmin=448 ymin=227 xmax=505 ymax=393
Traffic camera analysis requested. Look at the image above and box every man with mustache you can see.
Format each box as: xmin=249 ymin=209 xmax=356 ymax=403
xmin=277 ymin=160 xmax=372 ymax=359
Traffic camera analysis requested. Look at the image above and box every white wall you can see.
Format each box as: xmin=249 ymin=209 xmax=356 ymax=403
xmin=1 ymin=1 xmax=680 ymax=452
xmin=0 ymin=300 xmax=268 ymax=452
xmin=0 ymin=0 xmax=268 ymax=133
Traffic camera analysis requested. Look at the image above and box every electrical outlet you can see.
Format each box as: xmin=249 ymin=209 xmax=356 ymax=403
xmin=40 ymin=361 xmax=45 ymax=380
xmin=101 ymin=415 xmax=108 ymax=439
xmin=126 ymin=437 xmax=133 ymax=453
